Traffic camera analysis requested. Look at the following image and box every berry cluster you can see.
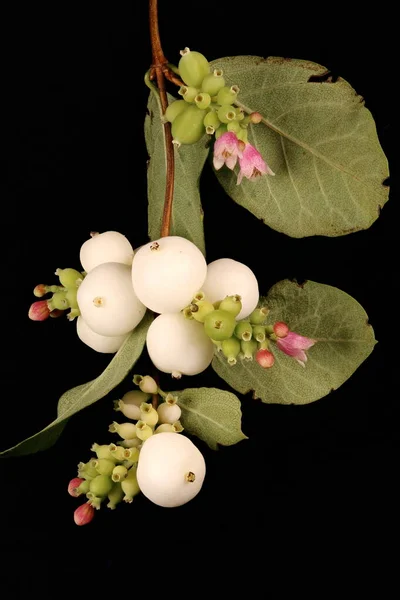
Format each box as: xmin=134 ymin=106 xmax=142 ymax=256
xmin=69 ymin=375 xmax=206 ymax=525
xmin=166 ymin=48 xmax=258 ymax=146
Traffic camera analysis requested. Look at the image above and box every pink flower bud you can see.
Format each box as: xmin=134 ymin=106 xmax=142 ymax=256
xmin=28 ymin=300 xmax=50 ymax=321
xmin=68 ymin=477 xmax=85 ymax=497
xmin=273 ymin=321 xmax=289 ymax=338
xmin=73 ymin=502 xmax=95 ymax=526
xmin=276 ymin=331 xmax=316 ymax=367
xmin=33 ymin=284 xmax=47 ymax=298
xmin=256 ymin=349 xmax=275 ymax=368
xmin=249 ymin=112 xmax=262 ymax=124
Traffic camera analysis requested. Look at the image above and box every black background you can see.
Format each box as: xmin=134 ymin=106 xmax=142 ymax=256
xmin=3 ymin=0 xmax=397 ymax=587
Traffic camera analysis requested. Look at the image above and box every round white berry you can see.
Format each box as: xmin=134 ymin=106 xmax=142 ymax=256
xmin=137 ymin=432 xmax=206 ymax=507
xmin=157 ymin=402 xmax=182 ymax=424
xmin=131 ymin=236 xmax=207 ymax=313
xmin=80 ymin=231 xmax=134 ymax=273
xmin=76 ymin=316 xmax=129 ymax=353
xmin=77 ymin=262 xmax=146 ymax=336
xmin=146 ymin=312 xmax=214 ymax=378
xmin=201 ymin=258 xmax=259 ymax=319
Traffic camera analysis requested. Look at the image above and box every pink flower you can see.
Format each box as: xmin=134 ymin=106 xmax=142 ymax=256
xmin=276 ymin=331 xmax=316 ymax=367
xmin=213 ymin=132 xmax=242 ymax=171
xmin=28 ymin=300 xmax=50 ymax=321
xmin=237 ymin=142 xmax=275 ymax=184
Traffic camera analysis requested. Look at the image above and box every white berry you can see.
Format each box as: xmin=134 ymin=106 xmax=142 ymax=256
xmin=201 ymin=258 xmax=259 ymax=319
xmin=146 ymin=312 xmax=214 ymax=378
xmin=77 ymin=262 xmax=146 ymax=336
xmin=137 ymin=433 xmax=206 ymax=507
xmin=157 ymin=402 xmax=182 ymax=424
xmin=80 ymin=231 xmax=134 ymax=273
xmin=76 ymin=316 xmax=129 ymax=353
xmin=131 ymin=236 xmax=207 ymax=313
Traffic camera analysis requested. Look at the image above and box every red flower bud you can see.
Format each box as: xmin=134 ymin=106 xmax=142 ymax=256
xmin=249 ymin=112 xmax=262 ymax=124
xmin=28 ymin=300 xmax=50 ymax=321
xmin=33 ymin=284 xmax=47 ymax=298
xmin=255 ymin=349 xmax=275 ymax=368
xmin=68 ymin=477 xmax=85 ymax=497
xmin=273 ymin=321 xmax=289 ymax=338
xmin=73 ymin=502 xmax=95 ymax=526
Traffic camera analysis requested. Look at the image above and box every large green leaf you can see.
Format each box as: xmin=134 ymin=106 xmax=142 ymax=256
xmin=211 ymin=56 xmax=389 ymax=238
xmin=177 ymin=387 xmax=247 ymax=450
xmin=1 ymin=312 xmax=152 ymax=457
xmin=145 ymin=92 xmax=209 ymax=254
xmin=213 ymin=280 xmax=376 ymax=404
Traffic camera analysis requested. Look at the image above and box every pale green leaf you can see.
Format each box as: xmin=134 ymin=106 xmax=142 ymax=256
xmin=211 ymin=56 xmax=389 ymax=238
xmin=145 ymin=91 xmax=209 ymax=254
xmin=213 ymin=280 xmax=376 ymax=404
xmin=0 ymin=312 xmax=152 ymax=457
xmin=177 ymin=387 xmax=247 ymax=450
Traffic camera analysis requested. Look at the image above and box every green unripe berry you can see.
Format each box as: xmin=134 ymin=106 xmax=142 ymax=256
xmin=139 ymin=403 xmax=159 ymax=427
xmin=190 ymin=299 xmax=214 ymax=323
xmin=234 ymin=107 xmax=245 ymax=121
xmin=112 ymin=465 xmax=128 ymax=483
xmin=234 ymin=321 xmax=253 ymax=341
xmin=94 ymin=458 xmax=115 ymax=477
xmin=65 ymin=287 xmax=78 ymax=309
xmin=76 ymin=479 xmax=90 ymax=495
xmin=201 ymin=69 xmax=225 ymax=96
xmin=172 ymin=105 xmax=207 ymax=145
xmin=204 ymin=309 xmax=236 ymax=341
xmin=121 ymin=467 xmax=141 ymax=503
xmin=91 ymin=443 xmax=117 ymax=462
xmin=178 ymin=85 xmax=199 ymax=103
xmin=221 ymin=336 xmax=241 ymax=365
xmin=165 ymin=99 xmax=188 ymax=123
xmin=216 ymin=85 xmax=239 ymax=105
xmin=178 ymin=48 xmax=210 ymax=88
xmin=253 ymin=325 xmax=266 ymax=342
xmin=107 ymin=482 xmax=124 ymax=510
xmin=195 ymin=93 xmax=211 ymax=110
xmin=241 ymin=338 xmax=258 ymax=360
xmin=227 ymin=120 xmax=242 ymax=135
xmin=215 ymin=124 xmax=228 ymax=139
xmin=109 ymin=444 xmax=128 ymax=462
xmin=258 ymin=339 xmax=270 ymax=350
xmin=249 ymin=307 xmax=269 ymax=325
xmin=123 ymin=447 xmax=140 ymax=465
xmin=89 ymin=474 xmax=113 ymax=497
xmin=77 ymin=460 xmax=99 ymax=480
xmin=55 ymin=268 xmax=83 ymax=288
xmin=49 ymin=291 xmax=69 ymax=310
xmin=108 ymin=422 xmax=137 ymax=441
xmin=203 ymin=110 xmax=221 ymax=131
xmin=217 ymin=104 xmax=237 ymax=124
xmin=219 ymin=295 xmax=242 ymax=318
xmin=136 ymin=420 xmax=153 ymax=441
xmin=155 ymin=423 xmax=175 ymax=433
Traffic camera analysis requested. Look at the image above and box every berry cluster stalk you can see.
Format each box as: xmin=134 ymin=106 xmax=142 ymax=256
xmin=148 ymin=0 xmax=180 ymax=238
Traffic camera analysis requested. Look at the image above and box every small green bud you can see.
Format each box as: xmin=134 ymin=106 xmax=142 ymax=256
xmin=194 ymin=92 xmax=211 ymax=110
xmin=178 ymin=85 xmax=199 ymax=103
xmin=77 ymin=459 xmax=99 ymax=480
xmin=190 ymin=299 xmax=214 ymax=323
xmin=55 ymin=268 xmax=83 ymax=288
xmin=216 ymin=85 xmax=239 ymax=105
xmin=234 ymin=107 xmax=245 ymax=121
xmin=204 ymin=309 xmax=236 ymax=341
xmin=48 ymin=291 xmax=69 ymax=311
xmin=203 ymin=110 xmax=221 ymax=131
xmin=136 ymin=420 xmax=153 ymax=441
xmin=253 ymin=326 xmax=266 ymax=343
xmin=215 ymin=124 xmax=228 ymax=139
xmin=76 ymin=479 xmax=90 ymax=496
xmin=109 ymin=443 xmax=128 ymax=462
xmin=94 ymin=458 xmax=115 ymax=477
xmin=219 ymin=295 xmax=242 ymax=318
xmin=91 ymin=443 xmax=117 ymax=462
xmin=217 ymin=104 xmax=237 ymax=124
xmin=221 ymin=336 xmax=241 ymax=365
xmin=164 ymin=99 xmax=188 ymax=123
xmin=249 ymin=307 xmax=269 ymax=325
xmin=201 ymin=69 xmax=225 ymax=96
xmin=111 ymin=465 xmax=128 ymax=483
xmin=107 ymin=483 xmax=124 ymax=510
xmin=241 ymin=338 xmax=258 ymax=360
xmin=172 ymin=105 xmax=207 ymax=145
xmin=89 ymin=474 xmax=113 ymax=498
xmin=108 ymin=422 xmax=137 ymax=441
xmin=139 ymin=403 xmax=159 ymax=427
xmin=227 ymin=120 xmax=242 ymax=134
xmin=234 ymin=321 xmax=253 ymax=341
xmin=178 ymin=48 xmax=210 ymax=88
xmin=121 ymin=467 xmax=141 ymax=503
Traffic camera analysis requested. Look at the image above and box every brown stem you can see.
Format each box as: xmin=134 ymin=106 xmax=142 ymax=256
xmin=149 ymin=0 xmax=174 ymax=238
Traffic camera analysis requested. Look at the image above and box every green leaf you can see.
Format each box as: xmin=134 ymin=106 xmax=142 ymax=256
xmin=213 ymin=280 xmax=376 ymax=404
xmin=0 ymin=312 xmax=152 ymax=458
xmin=211 ymin=56 xmax=389 ymax=238
xmin=176 ymin=387 xmax=247 ymax=450
xmin=145 ymin=91 xmax=209 ymax=254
